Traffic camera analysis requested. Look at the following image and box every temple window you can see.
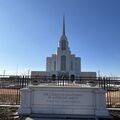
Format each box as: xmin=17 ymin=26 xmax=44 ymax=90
xmin=61 ymin=55 xmax=66 ymax=71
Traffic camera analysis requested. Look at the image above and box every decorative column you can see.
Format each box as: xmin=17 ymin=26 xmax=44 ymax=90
xmin=95 ymin=88 xmax=109 ymax=117
xmin=18 ymin=88 xmax=31 ymax=115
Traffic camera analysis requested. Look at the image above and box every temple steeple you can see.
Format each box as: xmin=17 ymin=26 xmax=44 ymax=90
xmin=59 ymin=16 xmax=69 ymax=50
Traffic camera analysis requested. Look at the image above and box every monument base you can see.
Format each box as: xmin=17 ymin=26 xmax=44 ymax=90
xmin=18 ymin=85 xmax=109 ymax=118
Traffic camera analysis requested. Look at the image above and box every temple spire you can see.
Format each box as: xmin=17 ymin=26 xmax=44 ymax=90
xmin=59 ymin=16 xmax=69 ymax=49
xmin=62 ymin=16 xmax=65 ymax=35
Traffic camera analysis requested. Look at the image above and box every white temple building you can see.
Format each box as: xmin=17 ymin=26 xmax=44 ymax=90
xmin=31 ymin=17 xmax=96 ymax=78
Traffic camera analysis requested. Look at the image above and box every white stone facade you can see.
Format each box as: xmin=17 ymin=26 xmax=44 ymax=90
xmin=31 ymin=18 xmax=96 ymax=78
xmin=46 ymin=34 xmax=81 ymax=77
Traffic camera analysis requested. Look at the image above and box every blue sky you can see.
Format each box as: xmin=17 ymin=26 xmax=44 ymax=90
xmin=0 ymin=0 xmax=120 ymax=76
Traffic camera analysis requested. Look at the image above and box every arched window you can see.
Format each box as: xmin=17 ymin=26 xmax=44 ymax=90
xmin=61 ymin=55 xmax=66 ymax=71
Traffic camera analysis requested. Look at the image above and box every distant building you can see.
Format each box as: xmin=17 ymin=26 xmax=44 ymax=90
xmin=31 ymin=17 xmax=96 ymax=78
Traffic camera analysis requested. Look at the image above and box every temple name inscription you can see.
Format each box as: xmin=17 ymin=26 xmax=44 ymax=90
xmin=33 ymin=87 xmax=94 ymax=107
xmin=42 ymin=92 xmax=83 ymax=103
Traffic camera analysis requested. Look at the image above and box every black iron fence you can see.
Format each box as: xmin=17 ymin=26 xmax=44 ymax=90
xmin=0 ymin=75 xmax=120 ymax=108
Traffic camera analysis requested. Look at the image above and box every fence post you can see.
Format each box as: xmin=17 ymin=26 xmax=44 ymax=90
xmin=103 ymin=77 xmax=106 ymax=90
xmin=22 ymin=76 xmax=24 ymax=88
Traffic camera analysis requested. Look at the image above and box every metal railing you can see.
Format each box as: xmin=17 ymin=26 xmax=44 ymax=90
xmin=0 ymin=75 xmax=120 ymax=108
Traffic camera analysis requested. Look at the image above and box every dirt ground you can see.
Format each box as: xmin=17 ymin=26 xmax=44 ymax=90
xmin=106 ymin=91 xmax=120 ymax=107
xmin=0 ymin=89 xmax=20 ymax=104
xmin=0 ymin=88 xmax=19 ymax=95
xmin=0 ymin=106 xmax=25 ymax=120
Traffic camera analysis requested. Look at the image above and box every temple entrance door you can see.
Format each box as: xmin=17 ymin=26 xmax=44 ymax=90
xmin=71 ymin=74 xmax=75 ymax=82
xmin=52 ymin=74 xmax=56 ymax=81
xmin=57 ymin=72 xmax=69 ymax=80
